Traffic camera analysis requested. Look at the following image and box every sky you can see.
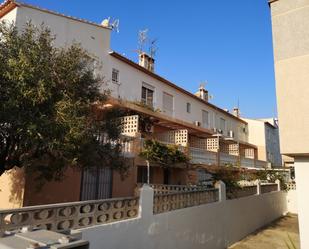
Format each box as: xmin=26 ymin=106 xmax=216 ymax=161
xmin=19 ymin=0 xmax=276 ymax=118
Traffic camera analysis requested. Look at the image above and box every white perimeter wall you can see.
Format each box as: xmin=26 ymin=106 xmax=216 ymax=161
xmin=80 ymin=186 xmax=287 ymax=249
xmin=287 ymin=190 xmax=298 ymax=214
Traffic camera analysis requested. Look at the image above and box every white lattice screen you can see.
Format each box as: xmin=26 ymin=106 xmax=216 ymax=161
xmin=245 ymin=148 xmax=255 ymax=159
xmin=228 ymin=144 xmax=239 ymax=156
xmin=206 ymin=138 xmax=219 ymax=152
xmin=121 ymin=115 xmax=139 ymax=136
xmin=175 ymin=130 xmax=188 ymax=146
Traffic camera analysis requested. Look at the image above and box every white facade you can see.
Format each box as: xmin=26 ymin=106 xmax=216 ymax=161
xmin=109 ymin=55 xmax=248 ymax=142
xmin=0 ymin=1 xmax=249 ymax=143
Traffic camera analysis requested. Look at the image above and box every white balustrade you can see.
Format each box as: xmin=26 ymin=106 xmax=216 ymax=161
xmin=0 ymin=197 xmax=139 ymax=237
xmin=153 ymin=189 xmax=219 ymax=214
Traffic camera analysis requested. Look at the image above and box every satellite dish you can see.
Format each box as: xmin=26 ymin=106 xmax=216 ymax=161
xmin=101 ymin=17 xmax=110 ymax=27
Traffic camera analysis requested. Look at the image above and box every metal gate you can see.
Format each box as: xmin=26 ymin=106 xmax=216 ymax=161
xmin=80 ymin=167 xmax=113 ymax=201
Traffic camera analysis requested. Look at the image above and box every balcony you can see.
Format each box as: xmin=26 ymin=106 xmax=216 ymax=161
xmin=118 ymin=117 xmax=264 ymax=169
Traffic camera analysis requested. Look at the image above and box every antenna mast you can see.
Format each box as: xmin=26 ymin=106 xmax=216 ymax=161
xmin=138 ymin=29 xmax=148 ymax=54
xmin=149 ymin=38 xmax=158 ymax=58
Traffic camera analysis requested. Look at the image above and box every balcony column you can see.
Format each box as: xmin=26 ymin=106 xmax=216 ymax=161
xmin=254 ymin=148 xmax=258 ymax=168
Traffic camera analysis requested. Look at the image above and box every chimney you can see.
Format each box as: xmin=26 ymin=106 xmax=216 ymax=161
xmin=139 ymin=52 xmax=155 ymax=72
xmin=233 ymin=107 xmax=240 ymax=118
xmin=195 ymin=84 xmax=209 ymax=102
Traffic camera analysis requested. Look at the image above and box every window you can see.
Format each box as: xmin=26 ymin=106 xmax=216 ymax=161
xmin=219 ymin=118 xmax=226 ymax=132
xmin=186 ymin=102 xmax=191 ymax=113
xmin=202 ymin=110 xmax=209 ymax=128
xmin=141 ymin=83 xmax=154 ymax=107
xmin=112 ymin=68 xmax=119 ymax=83
xmin=163 ymin=92 xmax=174 ymax=116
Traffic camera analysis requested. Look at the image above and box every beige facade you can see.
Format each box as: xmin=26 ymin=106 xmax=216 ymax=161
xmin=242 ymin=118 xmax=282 ymax=167
xmin=269 ymin=0 xmax=309 ymax=248
xmin=270 ymin=0 xmax=309 ymax=156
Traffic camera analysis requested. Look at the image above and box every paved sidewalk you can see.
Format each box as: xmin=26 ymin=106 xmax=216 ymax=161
xmin=229 ymin=214 xmax=299 ymax=249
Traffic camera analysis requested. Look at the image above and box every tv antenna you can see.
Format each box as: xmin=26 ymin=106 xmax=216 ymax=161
xmin=138 ymin=29 xmax=148 ymax=53
xmin=149 ymin=38 xmax=158 ymax=58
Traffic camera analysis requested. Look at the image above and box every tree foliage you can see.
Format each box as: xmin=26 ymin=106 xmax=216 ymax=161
xmin=206 ymin=167 xmax=288 ymax=190
xmin=0 ymin=22 xmax=125 ymax=182
xmin=139 ymin=139 xmax=189 ymax=167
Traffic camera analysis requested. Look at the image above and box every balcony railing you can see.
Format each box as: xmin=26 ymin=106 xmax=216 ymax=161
xmin=220 ymin=153 xmax=238 ymax=166
xmin=240 ymin=158 xmax=255 ymax=168
xmin=120 ymin=137 xmax=266 ymax=169
xmin=189 ymin=147 xmax=217 ymax=165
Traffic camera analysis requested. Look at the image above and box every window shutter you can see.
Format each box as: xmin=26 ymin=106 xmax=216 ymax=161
xmin=163 ymin=92 xmax=174 ymax=115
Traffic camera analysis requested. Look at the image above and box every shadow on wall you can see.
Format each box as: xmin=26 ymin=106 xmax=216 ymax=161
xmin=9 ymin=167 xmax=25 ymax=206
xmin=0 ymin=167 xmax=25 ymax=209
xmin=22 ymin=167 xmax=82 ymax=206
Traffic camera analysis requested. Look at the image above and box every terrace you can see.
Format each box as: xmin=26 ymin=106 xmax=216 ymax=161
xmin=111 ymin=100 xmax=268 ymax=169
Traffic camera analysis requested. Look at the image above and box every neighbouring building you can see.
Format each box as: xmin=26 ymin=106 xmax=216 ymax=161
xmin=242 ymin=118 xmax=282 ymax=167
xmin=0 ymin=0 xmax=267 ymax=208
xmin=269 ymin=0 xmax=309 ymax=248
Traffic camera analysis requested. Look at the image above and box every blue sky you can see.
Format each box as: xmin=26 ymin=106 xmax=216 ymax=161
xmin=20 ymin=0 xmax=276 ymax=118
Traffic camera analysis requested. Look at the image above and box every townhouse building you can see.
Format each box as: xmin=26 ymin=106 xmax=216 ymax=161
xmin=242 ymin=118 xmax=282 ymax=167
xmin=0 ymin=0 xmax=268 ymax=208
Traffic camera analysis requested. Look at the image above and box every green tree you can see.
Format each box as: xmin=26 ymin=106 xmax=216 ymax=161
xmin=0 ymin=22 xmax=125 ymax=183
xmin=139 ymin=139 xmax=189 ymax=167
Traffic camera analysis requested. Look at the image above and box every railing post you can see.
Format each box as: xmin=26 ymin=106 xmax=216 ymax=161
xmin=215 ymin=181 xmax=226 ymax=202
xmin=139 ymin=184 xmax=154 ymax=219
xmin=275 ymin=179 xmax=281 ymax=191
xmin=256 ymin=180 xmax=261 ymax=195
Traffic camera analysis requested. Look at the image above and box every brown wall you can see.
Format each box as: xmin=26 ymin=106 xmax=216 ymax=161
xmin=23 ymin=167 xmax=82 ymax=206
xmin=169 ymin=168 xmax=188 ymax=185
xmin=152 ymin=167 xmax=164 ymax=184
xmin=112 ymin=159 xmax=137 ymax=198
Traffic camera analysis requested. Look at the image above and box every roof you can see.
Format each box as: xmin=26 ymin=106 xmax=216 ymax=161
xmin=0 ymin=0 xmax=111 ymax=30
xmin=268 ymin=0 xmax=279 ymax=6
xmin=242 ymin=117 xmax=278 ymax=129
xmin=110 ymin=51 xmax=248 ymax=125
xmin=268 ymin=0 xmax=279 ymax=4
